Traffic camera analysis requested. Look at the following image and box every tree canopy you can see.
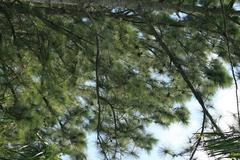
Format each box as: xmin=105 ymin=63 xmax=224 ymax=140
xmin=0 ymin=0 xmax=240 ymax=159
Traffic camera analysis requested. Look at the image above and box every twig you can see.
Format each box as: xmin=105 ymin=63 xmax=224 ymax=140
xmin=100 ymin=96 xmax=119 ymax=159
xmin=189 ymin=112 xmax=206 ymax=160
xmin=95 ymin=33 xmax=109 ymax=160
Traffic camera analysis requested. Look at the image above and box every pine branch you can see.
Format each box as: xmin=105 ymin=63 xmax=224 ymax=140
xmin=149 ymin=25 xmax=223 ymax=135
xmin=100 ymin=96 xmax=119 ymax=159
xmin=32 ymin=12 xmax=93 ymax=45
xmin=95 ymin=33 xmax=109 ymax=160
xmin=1 ymin=3 xmax=93 ymax=45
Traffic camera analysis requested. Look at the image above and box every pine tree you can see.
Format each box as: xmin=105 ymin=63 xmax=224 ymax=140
xmin=0 ymin=0 xmax=239 ymax=159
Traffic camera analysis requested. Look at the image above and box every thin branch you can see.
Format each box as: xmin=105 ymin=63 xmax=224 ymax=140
xmin=95 ymin=33 xmax=109 ymax=160
xmin=219 ymin=0 xmax=240 ymax=128
xmin=7 ymin=3 xmax=93 ymax=45
xmin=95 ymin=33 xmax=101 ymax=143
xmin=100 ymin=96 xmax=119 ymax=159
xmin=42 ymin=96 xmax=56 ymax=116
xmin=34 ymin=13 xmax=93 ymax=45
xmin=189 ymin=112 xmax=206 ymax=160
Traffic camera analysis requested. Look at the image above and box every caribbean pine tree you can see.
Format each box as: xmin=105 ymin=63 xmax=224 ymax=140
xmin=0 ymin=0 xmax=239 ymax=159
